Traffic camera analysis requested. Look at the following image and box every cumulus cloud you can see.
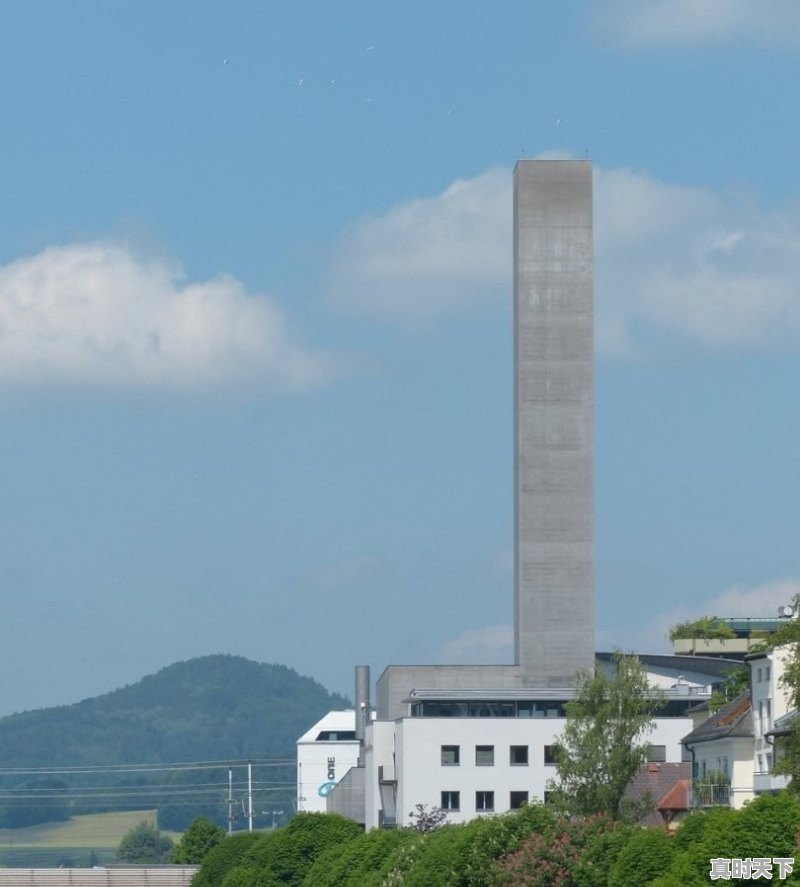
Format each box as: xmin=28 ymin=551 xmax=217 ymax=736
xmin=592 ymin=0 xmax=800 ymax=46
xmin=0 ymin=241 xmax=335 ymax=392
xmin=442 ymin=624 xmax=513 ymax=662
xmin=328 ymin=168 xmax=511 ymax=326
xmin=329 ymin=161 xmax=800 ymax=357
xmin=595 ymin=166 xmax=800 ymax=357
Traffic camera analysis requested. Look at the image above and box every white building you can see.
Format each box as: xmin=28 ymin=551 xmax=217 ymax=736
xmin=296 ymin=710 xmax=359 ymax=814
xmin=682 ymin=642 xmax=794 ymax=809
xmin=354 ymin=653 xmax=731 ymax=829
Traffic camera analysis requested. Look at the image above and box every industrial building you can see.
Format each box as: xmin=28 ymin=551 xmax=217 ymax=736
xmin=298 ymin=160 xmax=737 ymax=827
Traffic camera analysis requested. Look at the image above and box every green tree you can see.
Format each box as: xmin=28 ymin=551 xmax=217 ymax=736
xmin=171 ymin=815 xmax=226 ymax=864
xmin=608 ymin=828 xmax=675 ymax=887
xmin=708 ymin=666 xmax=749 ymax=712
xmin=548 ymin=651 xmax=664 ymax=820
xmin=668 ymin=616 xmax=735 ymax=642
xmin=236 ymin=812 xmax=362 ymax=887
xmin=115 ymin=819 xmax=174 ymax=864
xmin=191 ymin=831 xmax=262 ymax=887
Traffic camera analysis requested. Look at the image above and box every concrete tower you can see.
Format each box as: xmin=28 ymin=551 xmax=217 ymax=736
xmin=514 ymin=160 xmax=595 ymax=686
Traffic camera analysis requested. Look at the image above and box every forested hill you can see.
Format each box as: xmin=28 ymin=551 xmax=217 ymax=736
xmin=0 ymin=655 xmax=350 ymax=765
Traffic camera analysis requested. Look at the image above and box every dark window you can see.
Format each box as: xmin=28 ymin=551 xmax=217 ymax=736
xmin=544 ymin=790 xmax=554 ymax=804
xmin=441 ymin=790 xmax=460 ymax=811
xmin=510 ymin=745 xmax=529 ymax=765
xmin=475 ymin=745 xmax=494 ymax=766
xmin=441 ymin=745 xmax=460 ymax=766
xmin=509 ymin=791 xmax=529 ymax=810
xmin=647 ymin=745 xmax=667 ymax=763
xmin=315 ymin=730 xmax=357 ymax=741
xmin=476 ymin=791 xmax=494 ymax=812
xmin=544 ymin=745 xmax=557 ymax=765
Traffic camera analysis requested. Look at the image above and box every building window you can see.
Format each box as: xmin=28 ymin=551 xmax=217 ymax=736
xmin=441 ymin=745 xmax=460 ymax=766
xmin=510 ymin=745 xmax=529 ymax=766
xmin=509 ymin=791 xmax=529 ymax=809
xmin=757 ymin=667 xmax=763 ymax=683
xmin=476 ymin=791 xmax=494 ymax=812
xmin=647 ymin=745 xmax=667 ymax=763
xmin=475 ymin=745 xmax=494 ymax=766
xmin=544 ymin=790 xmax=554 ymax=805
xmin=441 ymin=791 xmax=460 ymax=811
xmin=544 ymin=745 xmax=557 ymax=765
xmin=766 ymin=666 xmax=771 ymax=681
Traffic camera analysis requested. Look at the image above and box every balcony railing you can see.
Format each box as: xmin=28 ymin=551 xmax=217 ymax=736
xmin=693 ymin=783 xmax=731 ymax=807
xmin=753 ymin=772 xmax=791 ymax=793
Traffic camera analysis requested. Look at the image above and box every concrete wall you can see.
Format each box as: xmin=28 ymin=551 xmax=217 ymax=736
xmin=376 ymin=665 xmax=523 ymax=721
xmin=0 ymin=870 xmax=198 ymax=887
xmin=514 ymin=160 xmax=595 ymax=686
xmin=327 ymin=765 xmax=366 ymax=825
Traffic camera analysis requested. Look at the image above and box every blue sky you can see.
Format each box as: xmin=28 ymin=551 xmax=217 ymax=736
xmin=2 ymin=1 xmax=800 ymax=716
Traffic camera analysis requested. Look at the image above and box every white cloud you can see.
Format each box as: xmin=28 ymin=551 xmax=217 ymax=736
xmin=595 ymin=166 xmax=800 ymax=357
xmin=328 ymin=168 xmax=511 ymax=326
xmin=329 ymin=161 xmax=800 ymax=357
xmin=0 ymin=241 xmax=336 ymax=392
xmin=442 ymin=624 xmax=513 ymax=662
xmin=593 ymin=0 xmax=800 ymax=46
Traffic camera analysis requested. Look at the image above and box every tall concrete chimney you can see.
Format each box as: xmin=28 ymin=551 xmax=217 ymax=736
xmin=513 ymin=160 xmax=595 ymax=686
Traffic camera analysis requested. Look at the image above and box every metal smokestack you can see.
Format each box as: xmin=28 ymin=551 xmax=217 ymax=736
xmin=355 ymin=665 xmax=370 ymax=766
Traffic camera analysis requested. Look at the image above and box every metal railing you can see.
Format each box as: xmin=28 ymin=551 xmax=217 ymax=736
xmin=693 ymin=782 xmax=731 ymax=807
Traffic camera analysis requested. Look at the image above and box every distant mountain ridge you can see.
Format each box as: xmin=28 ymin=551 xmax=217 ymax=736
xmin=0 ymin=655 xmax=350 ymax=829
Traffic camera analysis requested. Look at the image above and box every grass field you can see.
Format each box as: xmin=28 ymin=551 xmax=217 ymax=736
xmin=0 ymin=810 xmax=185 ymax=866
xmin=0 ymin=809 xmax=170 ymax=848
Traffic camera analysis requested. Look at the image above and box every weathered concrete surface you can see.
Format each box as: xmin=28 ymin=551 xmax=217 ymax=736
xmin=514 ymin=160 xmax=595 ymax=686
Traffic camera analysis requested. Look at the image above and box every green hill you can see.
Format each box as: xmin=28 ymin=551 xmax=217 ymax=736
xmin=0 ymin=655 xmax=350 ymax=830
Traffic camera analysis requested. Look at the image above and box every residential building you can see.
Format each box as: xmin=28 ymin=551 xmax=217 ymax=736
xmin=681 ymin=639 xmax=795 ymax=809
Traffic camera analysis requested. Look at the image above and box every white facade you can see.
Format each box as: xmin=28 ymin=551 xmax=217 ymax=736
xmin=751 ymin=645 xmax=792 ymax=795
xmin=296 ymin=710 xmax=359 ymax=813
xmin=362 ymin=664 xmax=712 ymax=830
xmin=692 ymin=733 xmax=755 ymax=810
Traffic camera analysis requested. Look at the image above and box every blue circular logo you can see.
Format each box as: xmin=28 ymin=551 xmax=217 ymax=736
xmin=317 ymin=781 xmax=337 ymax=797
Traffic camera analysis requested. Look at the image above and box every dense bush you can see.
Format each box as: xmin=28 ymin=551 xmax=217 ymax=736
xmin=495 ymin=813 xmax=631 ymax=887
xmin=191 ymin=832 xmax=262 ymax=887
xmin=608 ymin=827 xmax=675 ymax=887
xmin=302 ymin=828 xmax=420 ymax=887
xmin=237 ymin=812 xmax=362 ymax=887
xmin=115 ymin=820 xmax=173 ymax=864
xmin=171 ymin=815 xmax=226 ymax=864
xmin=658 ymin=794 xmax=800 ymax=886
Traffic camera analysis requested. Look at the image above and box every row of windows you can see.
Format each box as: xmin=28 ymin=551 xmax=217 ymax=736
xmin=441 ymin=743 xmax=668 ymax=767
xmin=441 ymin=744 xmax=557 ymax=766
xmin=755 ymin=666 xmax=771 ymax=683
xmin=412 ymin=701 xmax=566 ymax=718
xmin=414 ymin=700 xmax=698 ymax=718
xmin=440 ymin=790 xmax=535 ymax=812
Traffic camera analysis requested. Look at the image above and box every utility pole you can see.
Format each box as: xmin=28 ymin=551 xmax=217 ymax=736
xmin=247 ymin=761 xmax=254 ymax=832
xmin=227 ymin=767 xmax=235 ymax=836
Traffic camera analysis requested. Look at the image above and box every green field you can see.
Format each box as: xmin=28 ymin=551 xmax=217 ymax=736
xmin=0 ymin=810 xmax=183 ymax=868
